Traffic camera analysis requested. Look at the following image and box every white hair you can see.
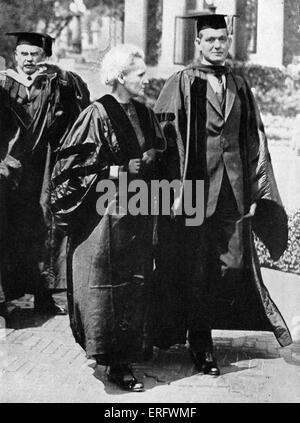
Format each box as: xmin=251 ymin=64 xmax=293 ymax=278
xmin=100 ymin=43 xmax=145 ymax=87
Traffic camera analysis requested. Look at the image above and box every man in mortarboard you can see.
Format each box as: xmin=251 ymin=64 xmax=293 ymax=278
xmin=0 ymin=32 xmax=90 ymax=316
xmin=153 ymin=13 xmax=292 ymax=375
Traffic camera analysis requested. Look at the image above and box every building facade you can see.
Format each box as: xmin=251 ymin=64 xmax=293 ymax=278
xmin=57 ymin=0 xmax=300 ymax=76
xmin=123 ymin=0 xmax=300 ymax=77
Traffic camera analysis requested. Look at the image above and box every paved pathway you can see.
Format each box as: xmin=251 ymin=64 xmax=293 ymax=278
xmin=1 ymin=269 xmax=300 ymax=403
xmin=1 ymin=62 xmax=300 ymax=403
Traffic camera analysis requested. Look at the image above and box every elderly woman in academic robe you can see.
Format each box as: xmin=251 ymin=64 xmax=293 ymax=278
xmin=51 ymin=44 xmax=165 ymax=392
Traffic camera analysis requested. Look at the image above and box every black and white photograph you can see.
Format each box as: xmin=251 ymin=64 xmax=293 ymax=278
xmin=0 ymin=0 xmax=300 ymax=406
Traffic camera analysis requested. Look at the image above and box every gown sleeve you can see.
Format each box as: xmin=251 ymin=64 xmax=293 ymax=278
xmin=51 ymin=102 xmax=116 ymax=228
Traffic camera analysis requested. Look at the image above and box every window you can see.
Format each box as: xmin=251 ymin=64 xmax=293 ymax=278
xmin=174 ymin=16 xmax=196 ymax=65
xmin=186 ymin=0 xmax=198 ymax=11
xmin=246 ymin=0 xmax=258 ymax=54
xmin=146 ymin=0 xmax=163 ymax=66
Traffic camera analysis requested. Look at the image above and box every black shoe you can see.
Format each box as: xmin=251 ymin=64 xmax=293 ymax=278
xmin=107 ymin=364 xmax=144 ymax=392
xmin=34 ymin=301 xmax=67 ymax=315
xmin=190 ymin=350 xmax=220 ymax=376
xmin=0 ymin=302 xmax=18 ymax=318
xmin=0 ymin=303 xmax=8 ymax=318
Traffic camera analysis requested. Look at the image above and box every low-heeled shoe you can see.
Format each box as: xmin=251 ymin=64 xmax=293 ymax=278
xmin=107 ymin=364 xmax=144 ymax=392
xmin=190 ymin=350 xmax=220 ymax=376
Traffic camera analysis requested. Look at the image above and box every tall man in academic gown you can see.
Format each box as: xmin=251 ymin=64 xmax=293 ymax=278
xmin=153 ymin=13 xmax=292 ymax=375
xmin=0 ymin=32 xmax=90 ymax=315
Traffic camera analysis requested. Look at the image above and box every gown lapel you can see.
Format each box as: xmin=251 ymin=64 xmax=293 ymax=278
xmin=224 ymin=73 xmax=237 ymax=122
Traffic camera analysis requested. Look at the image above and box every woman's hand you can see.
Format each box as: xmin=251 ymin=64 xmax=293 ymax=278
xmin=128 ymin=158 xmax=142 ymax=175
xmin=142 ymin=148 xmax=156 ymax=165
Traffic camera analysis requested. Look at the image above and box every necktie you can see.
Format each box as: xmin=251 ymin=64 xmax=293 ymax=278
xmin=191 ymin=64 xmax=229 ymax=112
xmin=195 ymin=64 xmax=228 ymax=103
xmin=196 ymin=64 xmax=230 ymax=78
xmin=215 ymin=75 xmax=225 ymax=104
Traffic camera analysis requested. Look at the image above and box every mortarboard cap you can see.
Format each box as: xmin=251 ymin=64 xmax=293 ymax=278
xmin=181 ymin=12 xmax=237 ymax=34
xmin=6 ymin=32 xmax=54 ymax=57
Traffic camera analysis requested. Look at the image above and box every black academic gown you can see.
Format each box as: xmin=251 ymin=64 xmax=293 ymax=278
xmin=0 ymin=67 xmax=90 ymax=300
xmin=51 ymin=95 xmax=165 ymax=363
xmin=153 ymin=65 xmax=292 ymax=348
xmin=0 ymin=86 xmax=22 ymax=304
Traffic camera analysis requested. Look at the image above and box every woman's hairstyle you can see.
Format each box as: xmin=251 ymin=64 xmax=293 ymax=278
xmin=100 ymin=43 xmax=145 ymax=87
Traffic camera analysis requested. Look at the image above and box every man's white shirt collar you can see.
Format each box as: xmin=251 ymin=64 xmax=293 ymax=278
xmin=201 ymin=59 xmax=226 ymax=92
xmin=17 ymin=67 xmax=39 ymax=85
xmin=0 ymin=68 xmax=39 ymax=88
xmin=201 ymin=58 xmax=226 ymax=67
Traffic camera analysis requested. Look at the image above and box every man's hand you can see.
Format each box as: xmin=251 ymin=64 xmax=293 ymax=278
xmin=0 ymin=161 xmax=9 ymax=179
xmin=142 ymin=148 xmax=156 ymax=165
xmin=36 ymin=62 xmax=61 ymax=74
xmin=128 ymin=158 xmax=142 ymax=176
xmin=243 ymin=202 xmax=257 ymax=219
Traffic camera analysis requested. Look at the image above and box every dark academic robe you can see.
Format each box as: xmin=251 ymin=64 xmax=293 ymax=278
xmin=51 ymin=95 xmax=165 ymax=364
xmin=153 ymin=65 xmax=292 ymax=348
xmin=0 ymin=87 xmax=8 ymax=303
xmin=0 ymin=86 xmax=22 ymax=303
xmin=0 ymin=67 xmax=90 ymax=300
xmin=0 ymin=86 xmax=6 ymax=258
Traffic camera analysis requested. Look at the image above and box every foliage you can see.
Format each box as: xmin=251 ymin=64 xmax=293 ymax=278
xmin=232 ymin=61 xmax=300 ymax=117
xmin=232 ymin=62 xmax=288 ymax=92
xmin=85 ymin=0 xmax=124 ymax=20
xmin=0 ymin=0 xmax=71 ymax=67
xmin=0 ymin=0 xmax=125 ymax=68
xmin=232 ymin=62 xmax=300 ymax=117
xmin=255 ymin=209 xmax=300 ymax=275
xmin=254 ymin=87 xmax=300 ymax=117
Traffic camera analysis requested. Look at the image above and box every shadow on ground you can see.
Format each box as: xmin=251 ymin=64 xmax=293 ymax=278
xmin=89 ymin=338 xmax=291 ymax=395
xmin=5 ymin=292 xmax=67 ymax=330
